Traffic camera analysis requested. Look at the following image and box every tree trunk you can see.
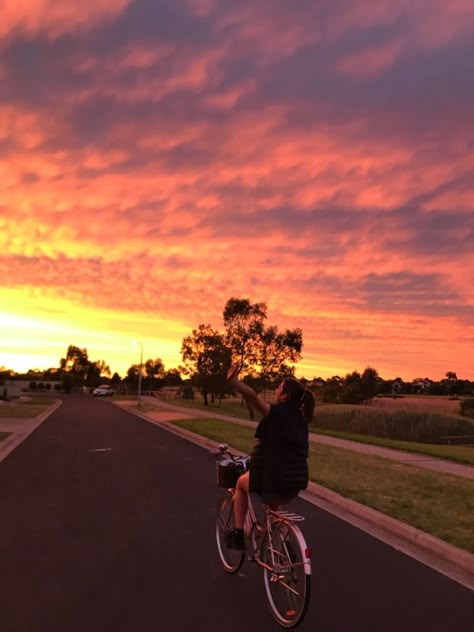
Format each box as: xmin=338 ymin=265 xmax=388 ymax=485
xmin=245 ymin=397 xmax=255 ymax=420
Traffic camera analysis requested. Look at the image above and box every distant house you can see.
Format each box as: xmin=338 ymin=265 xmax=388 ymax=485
xmin=392 ymin=377 xmax=405 ymax=394
xmin=308 ymin=378 xmax=326 ymax=390
xmin=3 ymin=380 xmax=61 ymax=398
xmin=412 ymin=378 xmax=432 ymax=393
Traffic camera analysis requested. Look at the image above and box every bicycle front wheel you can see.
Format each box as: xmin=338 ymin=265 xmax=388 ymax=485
xmin=262 ymin=521 xmax=311 ymax=628
xmin=215 ymin=490 xmax=245 ymax=573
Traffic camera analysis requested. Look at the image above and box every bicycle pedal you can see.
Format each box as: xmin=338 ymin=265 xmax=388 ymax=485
xmin=270 ymin=573 xmax=285 ymax=583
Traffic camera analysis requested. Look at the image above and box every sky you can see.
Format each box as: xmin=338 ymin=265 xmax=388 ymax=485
xmin=1 ymin=0 xmax=473 ymax=382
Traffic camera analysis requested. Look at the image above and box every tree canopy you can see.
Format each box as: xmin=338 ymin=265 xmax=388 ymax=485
xmin=223 ymin=297 xmax=302 ymax=389
xmin=181 ymin=324 xmax=232 ymax=404
xmin=59 ymin=345 xmax=110 ymax=390
xmin=180 ymin=298 xmax=305 ymax=406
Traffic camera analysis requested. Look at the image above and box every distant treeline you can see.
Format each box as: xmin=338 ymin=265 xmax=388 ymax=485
xmin=1 ymin=298 xmax=472 ymax=410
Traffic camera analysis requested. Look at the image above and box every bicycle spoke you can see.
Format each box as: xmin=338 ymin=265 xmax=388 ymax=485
xmin=262 ymin=520 xmax=311 ymax=628
xmin=215 ymin=490 xmax=245 ymax=573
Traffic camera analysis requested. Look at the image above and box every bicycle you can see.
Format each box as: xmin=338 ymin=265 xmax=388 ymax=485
xmin=215 ymin=444 xmax=312 ymax=628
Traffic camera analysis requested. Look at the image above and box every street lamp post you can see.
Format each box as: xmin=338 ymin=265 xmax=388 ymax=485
xmin=135 ymin=341 xmax=144 ymax=407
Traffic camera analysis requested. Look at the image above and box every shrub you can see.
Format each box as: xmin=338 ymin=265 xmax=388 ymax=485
xmin=460 ymin=398 xmax=474 ymax=418
xmin=182 ymin=385 xmax=194 ymax=400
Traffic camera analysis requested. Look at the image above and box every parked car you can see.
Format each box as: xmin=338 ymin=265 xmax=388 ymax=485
xmin=92 ymin=385 xmax=114 ymax=397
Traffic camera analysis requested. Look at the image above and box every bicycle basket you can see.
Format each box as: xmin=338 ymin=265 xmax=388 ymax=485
xmin=216 ymin=456 xmax=249 ymax=488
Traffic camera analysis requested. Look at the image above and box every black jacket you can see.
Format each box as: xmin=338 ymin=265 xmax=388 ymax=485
xmin=249 ymin=402 xmax=309 ymax=496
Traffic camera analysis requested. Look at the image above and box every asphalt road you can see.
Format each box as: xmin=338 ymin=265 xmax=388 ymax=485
xmin=0 ymin=395 xmax=471 ymax=632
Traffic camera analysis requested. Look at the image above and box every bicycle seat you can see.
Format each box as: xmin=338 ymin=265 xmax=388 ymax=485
xmin=259 ymin=491 xmax=298 ymax=508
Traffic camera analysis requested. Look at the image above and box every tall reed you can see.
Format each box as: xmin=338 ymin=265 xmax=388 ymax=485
xmin=314 ymin=405 xmax=474 ymax=444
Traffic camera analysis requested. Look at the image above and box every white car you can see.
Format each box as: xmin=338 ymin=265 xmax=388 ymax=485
xmin=92 ymin=385 xmax=114 ymax=397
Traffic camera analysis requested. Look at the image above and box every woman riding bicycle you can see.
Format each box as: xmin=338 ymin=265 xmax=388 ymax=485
xmin=225 ymin=364 xmax=315 ymax=550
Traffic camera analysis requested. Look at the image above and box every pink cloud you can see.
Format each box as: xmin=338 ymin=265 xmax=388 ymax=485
xmin=336 ymin=38 xmax=405 ymax=78
xmin=0 ymin=0 xmax=130 ymax=39
xmin=1 ymin=0 xmax=473 ymax=379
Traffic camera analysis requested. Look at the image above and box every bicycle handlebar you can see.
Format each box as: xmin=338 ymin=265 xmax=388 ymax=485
xmin=211 ymin=444 xmax=250 ymax=466
xmin=210 ymin=443 xmax=229 ymax=457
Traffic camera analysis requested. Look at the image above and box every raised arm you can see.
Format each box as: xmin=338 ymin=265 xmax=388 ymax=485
xmin=226 ymin=364 xmax=270 ymax=417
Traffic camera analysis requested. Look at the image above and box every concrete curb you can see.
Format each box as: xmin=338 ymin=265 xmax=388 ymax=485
xmin=0 ymin=400 xmax=63 ymax=464
xmin=118 ymin=403 xmax=474 ymax=591
xmin=301 ymin=482 xmax=474 ymax=585
xmin=133 ymin=396 xmax=474 ymax=479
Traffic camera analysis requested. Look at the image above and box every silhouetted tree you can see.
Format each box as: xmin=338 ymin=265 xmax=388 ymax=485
xmin=62 ymin=373 xmax=73 ymax=393
xmin=223 ymin=297 xmax=267 ymax=373
xmin=143 ymin=358 xmax=165 ymax=390
xmin=60 ymin=346 xmax=90 ymax=384
xmin=59 ymin=345 xmax=110 ymax=388
xmin=163 ymin=368 xmax=182 ymax=386
xmin=125 ymin=364 xmax=141 ymax=388
xmin=321 ymin=376 xmax=343 ymax=402
xmin=111 ymin=372 xmax=122 ymax=387
xmin=181 ymin=324 xmax=232 ymax=404
xmin=85 ymin=360 xmax=111 ymax=386
xmin=223 ymin=297 xmax=303 ymax=410
xmin=340 ymin=371 xmax=363 ymax=404
xmin=359 ymin=367 xmax=379 ymax=403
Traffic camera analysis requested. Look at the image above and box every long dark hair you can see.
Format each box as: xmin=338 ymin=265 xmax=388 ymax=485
xmin=282 ymin=378 xmax=315 ymax=424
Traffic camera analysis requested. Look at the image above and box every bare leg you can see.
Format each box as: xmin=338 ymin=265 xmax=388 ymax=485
xmin=234 ymin=471 xmax=249 ymax=529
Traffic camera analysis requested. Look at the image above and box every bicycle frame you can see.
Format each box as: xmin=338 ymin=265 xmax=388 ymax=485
xmin=216 ymin=445 xmax=312 ymax=627
xmin=244 ymin=494 xmax=312 ymax=577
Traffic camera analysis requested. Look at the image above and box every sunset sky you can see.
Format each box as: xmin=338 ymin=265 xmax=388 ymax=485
xmin=1 ymin=0 xmax=473 ymax=381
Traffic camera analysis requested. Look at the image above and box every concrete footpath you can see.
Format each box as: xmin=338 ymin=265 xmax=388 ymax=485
xmin=137 ymin=396 xmax=474 ymax=479
xmin=0 ymin=400 xmax=62 ymax=464
xmin=1 ymin=397 xmax=473 ymax=591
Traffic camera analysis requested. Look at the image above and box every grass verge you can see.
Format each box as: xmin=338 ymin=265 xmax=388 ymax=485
xmin=154 ymin=396 xmax=474 ymax=465
xmin=0 ymin=397 xmax=56 ymax=418
xmin=169 ymin=417 xmax=474 ymax=553
xmin=155 ymin=395 xmax=253 ymax=419
xmin=314 ymin=428 xmax=474 ymax=465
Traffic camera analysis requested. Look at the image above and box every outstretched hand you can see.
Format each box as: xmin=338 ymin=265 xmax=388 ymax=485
xmin=226 ymin=363 xmax=240 ymax=382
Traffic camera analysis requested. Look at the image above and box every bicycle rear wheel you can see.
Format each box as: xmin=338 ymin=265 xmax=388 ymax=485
xmin=215 ymin=490 xmax=245 ymax=573
xmin=262 ymin=521 xmax=311 ymax=628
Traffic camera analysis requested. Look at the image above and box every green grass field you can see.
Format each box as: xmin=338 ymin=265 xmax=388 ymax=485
xmin=314 ymin=428 xmax=474 ymax=465
xmin=168 ymin=417 xmax=474 ymax=553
